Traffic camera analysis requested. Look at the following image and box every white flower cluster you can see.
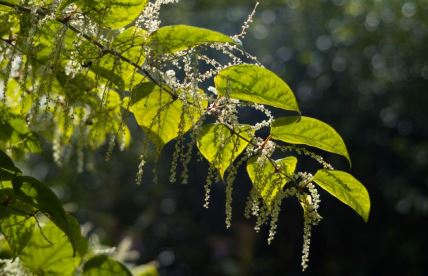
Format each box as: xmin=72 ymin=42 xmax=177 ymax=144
xmin=207 ymin=97 xmax=240 ymax=126
xmin=252 ymin=103 xmax=274 ymax=131
xmin=268 ymin=187 xmax=297 ymax=244
xmin=280 ymin=145 xmax=334 ymax=170
xmin=135 ymin=154 xmax=146 ymax=185
xmin=297 ymin=182 xmax=322 ymax=271
xmin=0 ymin=259 xmax=29 ymax=276
xmin=232 ymin=2 xmax=260 ymax=40
xmin=64 ymin=59 xmax=82 ymax=78
xmin=136 ymin=0 xmax=179 ymax=34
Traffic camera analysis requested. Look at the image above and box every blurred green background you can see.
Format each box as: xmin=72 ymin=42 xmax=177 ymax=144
xmin=23 ymin=0 xmax=428 ymax=275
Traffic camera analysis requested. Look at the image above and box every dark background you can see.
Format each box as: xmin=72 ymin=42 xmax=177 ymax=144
xmin=24 ymin=0 xmax=428 ymax=275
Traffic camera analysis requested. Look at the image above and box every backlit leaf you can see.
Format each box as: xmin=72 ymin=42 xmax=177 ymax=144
xmin=130 ymin=82 xmax=207 ymax=150
xmin=149 ymin=25 xmax=236 ymax=56
xmin=214 ymin=64 xmax=300 ymax=112
xmin=78 ymin=0 xmax=149 ymax=29
xmin=83 ymin=255 xmax=132 ymax=276
xmin=11 ymin=176 xmax=80 ymax=254
xmin=196 ymin=123 xmax=254 ymax=178
xmin=312 ymin=169 xmax=370 ymax=222
xmin=246 ymin=156 xmax=297 ymax=208
xmin=19 ymin=219 xmax=82 ymax=275
xmin=271 ymin=116 xmax=351 ymax=166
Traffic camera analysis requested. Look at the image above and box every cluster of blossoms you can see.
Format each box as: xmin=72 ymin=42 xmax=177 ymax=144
xmin=136 ymin=0 xmax=179 ymax=34
xmin=0 ymin=259 xmax=29 ymax=276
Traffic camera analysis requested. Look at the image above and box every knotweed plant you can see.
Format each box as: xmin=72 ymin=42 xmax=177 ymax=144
xmin=0 ymin=0 xmax=371 ymax=273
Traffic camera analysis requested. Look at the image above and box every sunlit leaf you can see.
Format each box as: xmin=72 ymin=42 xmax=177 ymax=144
xmin=196 ymin=123 xmax=254 ymax=178
xmin=11 ymin=176 xmax=81 ymax=254
xmin=148 ymin=25 xmax=236 ymax=56
xmin=271 ymin=116 xmax=351 ymax=166
xmin=130 ymin=82 xmax=207 ymax=150
xmin=83 ymin=255 xmax=132 ymax=276
xmin=214 ymin=64 xmax=300 ymax=112
xmin=19 ymin=220 xmax=82 ymax=275
xmin=0 ymin=189 xmax=35 ymax=256
xmin=312 ymin=169 xmax=370 ymax=222
xmin=77 ymin=0 xmax=149 ymax=29
xmin=246 ymin=156 xmax=297 ymax=208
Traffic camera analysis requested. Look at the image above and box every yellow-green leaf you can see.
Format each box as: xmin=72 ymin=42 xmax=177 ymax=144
xmin=19 ymin=219 xmax=82 ymax=275
xmin=196 ymin=124 xmax=254 ymax=178
xmin=78 ymin=0 xmax=149 ymax=29
xmin=312 ymin=169 xmax=370 ymax=222
xmin=271 ymin=116 xmax=351 ymax=166
xmin=130 ymin=82 xmax=206 ymax=150
xmin=11 ymin=176 xmax=81 ymax=255
xmin=246 ymin=156 xmax=297 ymax=209
xmin=0 ymin=190 xmax=35 ymax=256
xmin=148 ymin=25 xmax=236 ymax=56
xmin=214 ymin=64 xmax=300 ymax=112
xmin=83 ymin=255 xmax=132 ymax=276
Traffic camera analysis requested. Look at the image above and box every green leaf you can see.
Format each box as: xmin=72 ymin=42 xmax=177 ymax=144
xmin=130 ymin=82 xmax=207 ymax=150
xmin=0 ymin=189 xmax=36 ymax=256
xmin=19 ymin=220 xmax=82 ymax=275
xmin=90 ymin=64 xmax=125 ymax=90
xmin=148 ymin=25 xmax=236 ymax=56
xmin=113 ymin=26 xmax=147 ymax=63
xmin=83 ymin=255 xmax=132 ymax=276
xmin=196 ymin=124 xmax=254 ymax=178
xmin=246 ymin=156 xmax=297 ymax=208
xmin=312 ymin=169 xmax=370 ymax=222
xmin=11 ymin=176 xmax=81 ymax=255
xmin=271 ymin=116 xmax=351 ymax=166
xmin=0 ymin=149 xmax=21 ymax=180
xmin=214 ymin=64 xmax=300 ymax=112
xmin=77 ymin=0 xmax=149 ymax=29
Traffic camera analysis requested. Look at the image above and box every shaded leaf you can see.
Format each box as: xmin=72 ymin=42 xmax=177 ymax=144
xmin=0 ymin=149 xmax=21 ymax=180
xmin=271 ymin=116 xmax=351 ymax=166
xmin=312 ymin=169 xmax=370 ymax=222
xmin=83 ymin=255 xmax=132 ymax=276
xmin=214 ymin=64 xmax=300 ymax=112
xmin=246 ymin=156 xmax=297 ymax=208
xmin=149 ymin=25 xmax=236 ymax=56
xmin=196 ymin=124 xmax=254 ymax=178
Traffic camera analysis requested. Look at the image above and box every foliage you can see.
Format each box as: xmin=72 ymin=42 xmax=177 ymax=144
xmin=0 ymin=149 xmax=149 ymax=275
xmin=0 ymin=0 xmax=371 ymax=273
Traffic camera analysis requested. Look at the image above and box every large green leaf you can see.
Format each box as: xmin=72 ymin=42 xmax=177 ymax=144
xmin=148 ymin=25 xmax=236 ymax=56
xmin=77 ymin=0 xmax=149 ymax=29
xmin=214 ymin=64 xmax=300 ymax=113
xmin=246 ymin=156 xmax=297 ymax=208
xmin=83 ymin=255 xmax=132 ymax=276
xmin=0 ymin=189 xmax=35 ymax=256
xmin=312 ymin=169 xmax=370 ymax=222
xmin=271 ymin=116 xmax=351 ymax=165
xmin=11 ymin=176 xmax=81 ymax=255
xmin=19 ymin=220 xmax=82 ymax=275
xmin=130 ymin=82 xmax=207 ymax=150
xmin=196 ymin=124 xmax=254 ymax=178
